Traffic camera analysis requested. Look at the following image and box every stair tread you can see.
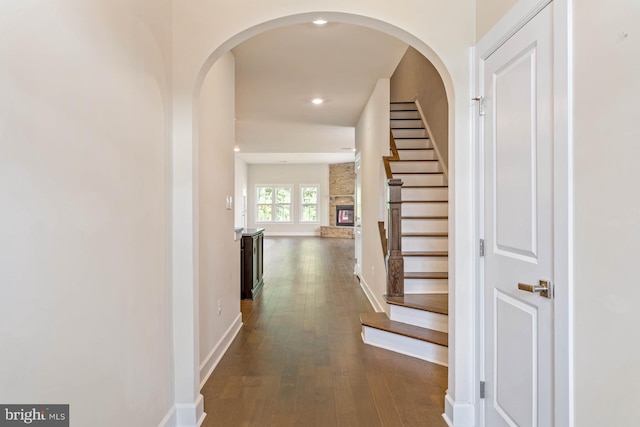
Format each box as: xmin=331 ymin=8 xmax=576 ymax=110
xmin=384 ymin=293 xmax=448 ymax=315
xmin=360 ymin=312 xmax=448 ymax=347
xmin=405 ymin=271 xmax=449 ymax=279
xmin=391 ymin=118 xmax=422 ymax=121
xmin=396 ymin=147 xmax=434 ymax=150
xmin=393 ymin=137 xmax=430 ymax=139
xmin=403 ymin=251 xmax=448 ymax=257
xmin=402 ymin=232 xmax=448 ymax=237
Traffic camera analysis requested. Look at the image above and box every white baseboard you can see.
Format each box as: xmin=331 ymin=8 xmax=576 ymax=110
xmin=199 ymin=312 xmax=243 ymax=389
xmin=175 ymin=394 xmax=206 ymax=427
xmin=263 ymin=231 xmax=320 ymax=237
xmin=359 ymin=276 xmax=385 ymax=312
xmin=444 ymin=393 xmax=476 ymax=427
xmin=414 ymin=99 xmax=449 ymax=182
xmin=158 ymin=406 xmax=176 ymax=427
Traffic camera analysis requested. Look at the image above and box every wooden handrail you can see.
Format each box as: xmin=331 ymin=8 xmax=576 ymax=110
xmin=378 ymin=221 xmax=387 ymax=257
xmin=382 ymin=130 xmax=401 ymax=180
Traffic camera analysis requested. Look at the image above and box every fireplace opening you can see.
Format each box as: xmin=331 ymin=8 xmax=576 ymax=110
xmin=335 ymin=205 xmax=354 ymax=227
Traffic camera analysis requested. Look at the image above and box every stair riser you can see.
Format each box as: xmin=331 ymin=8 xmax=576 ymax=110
xmin=392 ymin=128 xmax=428 ymax=139
xmin=405 ymin=279 xmax=449 ymax=294
xmin=390 ymin=102 xmax=416 ymax=111
xmin=394 ymin=139 xmax=432 ymax=150
xmin=402 ymin=202 xmax=448 ymax=217
xmin=397 ymin=150 xmax=436 ymax=160
xmin=361 ymin=327 xmax=448 ymax=367
xmin=402 ymin=187 xmax=448 ymax=201
xmin=402 ymin=237 xmax=448 ymax=252
xmin=404 ymin=257 xmax=448 ymax=272
xmin=389 ymin=305 xmax=449 ymax=333
xmin=391 ymin=161 xmax=441 ymax=173
xmin=402 ymin=218 xmax=448 ymax=233
xmin=391 ymin=119 xmax=424 ymax=129
xmin=391 ymin=110 xmax=420 ymax=119
xmin=393 ymin=174 xmax=445 ymax=186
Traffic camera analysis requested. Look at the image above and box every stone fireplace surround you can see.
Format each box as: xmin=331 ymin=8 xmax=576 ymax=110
xmin=321 ymin=162 xmax=355 ymax=238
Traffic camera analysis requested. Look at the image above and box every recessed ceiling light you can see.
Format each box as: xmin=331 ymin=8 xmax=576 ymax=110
xmin=313 ymin=19 xmax=328 ymax=25
xmin=311 ymin=98 xmax=324 ymax=105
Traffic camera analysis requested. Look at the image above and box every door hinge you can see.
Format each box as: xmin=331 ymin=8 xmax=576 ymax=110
xmin=480 ymin=381 xmax=486 ymax=399
xmin=479 ymin=239 xmax=485 ymax=257
xmin=472 ymin=96 xmax=485 ymax=116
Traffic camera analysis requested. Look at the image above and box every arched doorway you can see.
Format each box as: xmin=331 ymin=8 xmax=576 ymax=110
xmin=170 ymin=9 xmax=475 ymax=426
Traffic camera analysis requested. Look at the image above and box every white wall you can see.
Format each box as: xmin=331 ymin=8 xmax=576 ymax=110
xmin=247 ymin=164 xmax=329 ymax=235
xmin=197 ymin=52 xmax=242 ymax=386
xmin=573 ymin=2 xmax=640 ymax=425
xmin=0 ymin=1 xmax=174 ymax=426
xmin=355 ymin=79 xmax=392 ymax=313
xmin=235 ymin=156 xmax=249 ymax=229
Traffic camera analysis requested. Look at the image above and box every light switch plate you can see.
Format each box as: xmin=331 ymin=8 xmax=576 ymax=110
xmin=226 ymin=195 xmax=233 ymax=210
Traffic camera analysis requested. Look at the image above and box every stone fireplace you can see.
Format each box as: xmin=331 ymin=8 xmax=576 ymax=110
xmin=321 ymin=162 xmax=355 ymax=238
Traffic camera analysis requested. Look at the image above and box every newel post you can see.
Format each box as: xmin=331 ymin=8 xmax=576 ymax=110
xmin=386 ymin=179 xmax=404 ymax=297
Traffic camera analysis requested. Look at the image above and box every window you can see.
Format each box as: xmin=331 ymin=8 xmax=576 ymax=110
xmin=300 ymin=185 xmax=319 ymax=223
xmin=256 ymin=185 xmax=292 ymax=222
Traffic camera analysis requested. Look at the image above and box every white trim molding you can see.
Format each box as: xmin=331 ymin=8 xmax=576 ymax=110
xmin=158 ymin=406 xmax=176 ymax=427
xmin=199 ymin=313 xmax=243 ymax=389
xmin=414 ymin=99 xmax=449 ymax=181
xmin=175 ymin=394 xmax=206 ymax=427
xmin=443 ymin=394 xmax=475 ymax=427
xmin=358 ymin=276 xmax=385 ymax=313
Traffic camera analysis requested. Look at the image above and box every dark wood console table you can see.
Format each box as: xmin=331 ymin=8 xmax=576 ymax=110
xmin=240 ymin=228 xmax=264 ymax=299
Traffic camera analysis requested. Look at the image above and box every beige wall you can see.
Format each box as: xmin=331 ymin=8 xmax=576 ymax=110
xmin=197 ymin=52 xmax=242 ymax=385
xmin=476 ymin=0 xmax=518 ymax=40
xmin=390 ymin=47 xmax=449 ymax=170
xmin=573 ymin=1 xmax=640 ymax=425
xmin=0 ymin=1 xmax=174 ymax=425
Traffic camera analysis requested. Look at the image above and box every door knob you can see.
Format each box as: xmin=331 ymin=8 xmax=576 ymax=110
xmin=517 ymin=280 xmax=553 ymax=299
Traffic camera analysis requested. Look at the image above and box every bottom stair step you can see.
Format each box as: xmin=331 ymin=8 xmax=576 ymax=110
xmin=360 ymin=312 xmax=448 ymax=366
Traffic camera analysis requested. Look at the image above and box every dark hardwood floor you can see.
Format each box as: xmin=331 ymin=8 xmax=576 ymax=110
xmin=201 ymin=237 xmax=448 ymax=426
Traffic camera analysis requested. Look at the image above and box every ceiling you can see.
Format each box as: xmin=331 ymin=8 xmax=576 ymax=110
xmin=232 ymin=21 xmax=408 ymax=164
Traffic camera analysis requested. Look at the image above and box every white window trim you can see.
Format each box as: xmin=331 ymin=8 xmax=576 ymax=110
xmin=299 ymin=184 xmax=320 ymax=223
xmin=254 ymin=184 xmax=294 ymax=223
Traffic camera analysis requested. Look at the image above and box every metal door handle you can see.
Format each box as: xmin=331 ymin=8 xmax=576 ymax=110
xmin=517 ymin=280 xmax=553 ymax=299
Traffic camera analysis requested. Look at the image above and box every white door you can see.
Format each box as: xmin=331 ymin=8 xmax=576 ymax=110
xmin=482 ymin=5 xmax=554 ymax=427
xmin=354 ymin=153 xmax=362 ymax=277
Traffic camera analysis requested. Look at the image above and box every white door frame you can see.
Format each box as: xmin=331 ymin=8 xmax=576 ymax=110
xmin=474 ymin=0 xmax=573 ymax=426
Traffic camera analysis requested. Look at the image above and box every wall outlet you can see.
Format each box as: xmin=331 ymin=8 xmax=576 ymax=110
xmin=218 ymin=299 xmax=222 ymax=316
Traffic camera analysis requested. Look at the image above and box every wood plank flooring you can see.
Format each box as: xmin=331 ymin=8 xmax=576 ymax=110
xmin=201 ymin=237 xmax=448 ymax=426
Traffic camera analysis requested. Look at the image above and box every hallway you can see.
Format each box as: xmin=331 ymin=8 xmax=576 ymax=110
xmin=201 ymin=237 xmax=447 ymax=426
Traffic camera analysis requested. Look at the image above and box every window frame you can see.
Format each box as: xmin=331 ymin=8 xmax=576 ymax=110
xmin=299 ymin=184 xmax=320 ymax=223
xmin=255 ymin=184 xmax=293 ymax=223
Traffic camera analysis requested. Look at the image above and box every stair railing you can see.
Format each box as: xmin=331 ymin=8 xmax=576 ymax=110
xmin=386 ymin=178 xmax=404 ymax=298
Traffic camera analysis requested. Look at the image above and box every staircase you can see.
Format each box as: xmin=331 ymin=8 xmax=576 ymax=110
xmin=361 ymin=101 xmax=449 ymax=366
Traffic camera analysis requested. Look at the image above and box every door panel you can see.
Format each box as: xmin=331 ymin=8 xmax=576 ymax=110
xmin=483 ymin=5 xmax=554 ymax=427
